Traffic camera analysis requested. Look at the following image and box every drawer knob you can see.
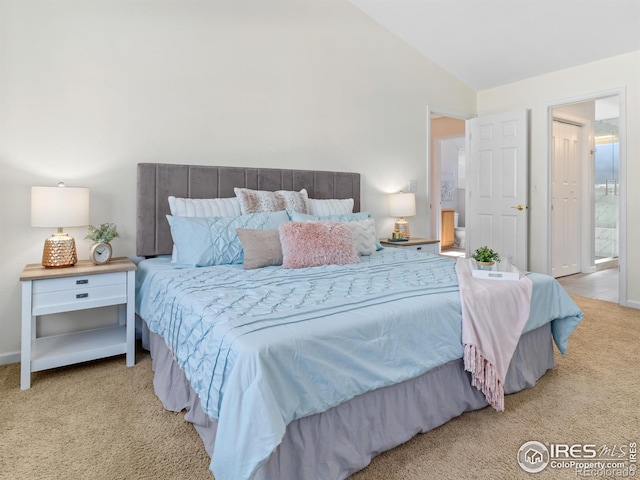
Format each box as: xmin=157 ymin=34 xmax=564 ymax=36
xmin=76 ymin=279 xmax=89 ymax=285
xmin=76 ymin=293 xmax=89 ymax=299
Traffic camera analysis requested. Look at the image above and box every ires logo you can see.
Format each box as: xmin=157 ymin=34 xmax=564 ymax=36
xmin=549 ymin=444 xmax=598 ymax=458
xmin=519 ymin=441 xmax=638 ymax=475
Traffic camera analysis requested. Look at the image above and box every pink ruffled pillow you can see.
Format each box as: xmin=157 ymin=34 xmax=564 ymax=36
xmin=279 ymin=221 xmax=360 ymax=269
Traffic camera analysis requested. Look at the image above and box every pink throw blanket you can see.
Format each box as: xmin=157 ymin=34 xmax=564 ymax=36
xmin=455 ymin=258 xmax=533 ymax=411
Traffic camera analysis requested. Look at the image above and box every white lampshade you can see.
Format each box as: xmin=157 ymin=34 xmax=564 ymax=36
xmin=31 ymin=183 xmax=90 ymax=268
xmin=31 ymin=184 xmax=90 ymax=228
xmin=388 ymin=192 xmax=416 ymax=239
xmin=388 ymin=192 xmax=416 ymax=218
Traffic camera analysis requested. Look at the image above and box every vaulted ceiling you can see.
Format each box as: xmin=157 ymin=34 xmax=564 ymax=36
xmin=349 ymin=0 xmax=640 ymax=90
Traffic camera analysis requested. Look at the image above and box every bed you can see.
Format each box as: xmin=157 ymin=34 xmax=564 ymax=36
xmin=135 ymin=163 xmax=583 ymax=480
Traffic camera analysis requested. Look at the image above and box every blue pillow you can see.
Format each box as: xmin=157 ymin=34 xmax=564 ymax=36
xmin=167 ymin=210 xmax=289 ymax=266
xmin=287 ymin=210 xmax=382 ymax=250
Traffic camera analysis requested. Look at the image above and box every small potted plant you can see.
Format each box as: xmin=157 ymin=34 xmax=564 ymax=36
xmin=471 ymin=246 xmax=500 ymax=271
xmin=86 ymin=223 xmax=119 ymax=265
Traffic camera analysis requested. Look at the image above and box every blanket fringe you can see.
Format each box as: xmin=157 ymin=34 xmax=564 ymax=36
xmin=464 ymin=343 xmax=504 ymax=412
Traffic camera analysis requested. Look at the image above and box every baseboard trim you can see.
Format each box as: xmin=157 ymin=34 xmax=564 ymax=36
xmin=595 ymin=258 xmax=618 ymax=272
xmin=0 ymin=351 xmax=20 ymax=366
xmin=622 ymin=299 xmax=640 ymax=310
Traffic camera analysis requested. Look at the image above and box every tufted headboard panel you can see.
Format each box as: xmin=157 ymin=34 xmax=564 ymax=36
xmin=136 ymin=163 xmax=361 ymax=257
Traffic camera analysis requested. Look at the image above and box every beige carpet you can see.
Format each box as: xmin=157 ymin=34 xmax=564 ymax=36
xmin=1 ymin=296 xmax=638 ymax=480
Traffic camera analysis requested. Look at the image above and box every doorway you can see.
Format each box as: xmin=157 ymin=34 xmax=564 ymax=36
xmin=549 ymin=92 xmax=624 ymax=304
xmin=428 ymin=112 xmax=467 ymax=257
xmin=435 ymin=134 xmax=466 ymax=255
xmin=428 ymin=107 xmax=529 ymax=267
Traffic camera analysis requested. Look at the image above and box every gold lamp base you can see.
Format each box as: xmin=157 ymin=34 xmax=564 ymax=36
xmin=42 ymin=233 xmax=78 ymax=268
xmin=394 ymin=217 xmax=410 ymax=239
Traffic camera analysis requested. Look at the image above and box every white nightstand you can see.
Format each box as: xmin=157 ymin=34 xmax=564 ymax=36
xmin=20 ymin=257 xmax=137 ymax=389
xmin=380 ymin=237 xmax=440 ymax=254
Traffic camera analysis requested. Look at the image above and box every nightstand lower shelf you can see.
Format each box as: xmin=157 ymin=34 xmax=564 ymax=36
xmin=31 ymin=325 xmax=127 ymax=372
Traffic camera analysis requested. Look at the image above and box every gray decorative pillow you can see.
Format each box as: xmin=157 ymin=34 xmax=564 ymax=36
xmin=236 ymin=228 xmax=283 ymax=269
xmin=234 ymin=187 xmax=309 ymax=215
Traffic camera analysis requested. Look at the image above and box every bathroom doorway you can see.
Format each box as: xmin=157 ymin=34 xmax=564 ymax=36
xmin=429 ymin=113 xmax=467 ymax=257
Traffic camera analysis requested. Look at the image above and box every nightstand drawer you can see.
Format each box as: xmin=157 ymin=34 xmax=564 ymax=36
xmin=32 ymin=283 xmax=127 ymax=316
xmin=380 ymin=238 xmax=440 ymax=254
xmin=406 ymin=244 xmax=438 ymax=254
xmin=32 ymin=272 xmax=126 ymax=294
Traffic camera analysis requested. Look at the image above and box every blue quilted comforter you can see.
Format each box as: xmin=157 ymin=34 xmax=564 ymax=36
xmin=136 ymin=249 xmax=582 ymax=480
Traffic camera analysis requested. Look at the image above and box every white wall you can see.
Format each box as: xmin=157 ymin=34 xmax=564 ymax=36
xmin=0 ymin=1 xmax=476 ymax=360
xmin=478 ymin=50 xmax=640 ymax=307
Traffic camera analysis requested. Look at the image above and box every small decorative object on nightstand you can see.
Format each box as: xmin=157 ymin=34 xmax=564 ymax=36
xmin=90 ymin=243 xmax=112 ymax=265
xmin=30 ymin=182 xmax=90 ymax=268
xmin=380 ymin=237 xmax=440 ymax=254
xmin=388 ymin=192 xmax=416 ymax=239
xmin=20 ymin=257 xmax=137 ymax=390
xmin=86 ymin=223 xmax=119 ymax=265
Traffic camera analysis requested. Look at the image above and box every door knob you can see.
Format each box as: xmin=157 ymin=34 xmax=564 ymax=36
xmin=511 ymin=204 xmax=527 ymax=211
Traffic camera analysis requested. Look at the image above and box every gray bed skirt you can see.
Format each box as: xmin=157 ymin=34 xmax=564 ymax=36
xmin=146 ymin=323 xmax=555 ymax=480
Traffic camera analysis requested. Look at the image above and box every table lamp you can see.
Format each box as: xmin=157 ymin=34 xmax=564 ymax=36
xmin=31 ymin=182 xmax=90 ymax=268
xmin=388 ymin=192 xmax=416 ymax=239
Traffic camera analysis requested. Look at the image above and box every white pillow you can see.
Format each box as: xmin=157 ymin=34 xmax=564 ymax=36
xmin=167 ymin=196 xmax=242 ymax=262
xmin=345 ymin=219 xmax=377 ymax=256
xmin=168 ymin=196 xmax=241 ymax=217
xmin=307 ymin=198 xmax=354 ymax=216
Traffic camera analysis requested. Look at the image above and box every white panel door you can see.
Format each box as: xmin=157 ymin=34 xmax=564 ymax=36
xmin=551 ymin=120 xmax=582 ymax=277
xmin=468 ymin=109 xmax=528 ymax=270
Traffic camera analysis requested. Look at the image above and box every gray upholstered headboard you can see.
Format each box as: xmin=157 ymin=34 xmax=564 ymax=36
xmin=136 ymin=163 xmax=361 ymax=257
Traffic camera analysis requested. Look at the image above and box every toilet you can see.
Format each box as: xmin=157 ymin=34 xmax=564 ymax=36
xmin=453 ymin=212 xmax=465 ymax=248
